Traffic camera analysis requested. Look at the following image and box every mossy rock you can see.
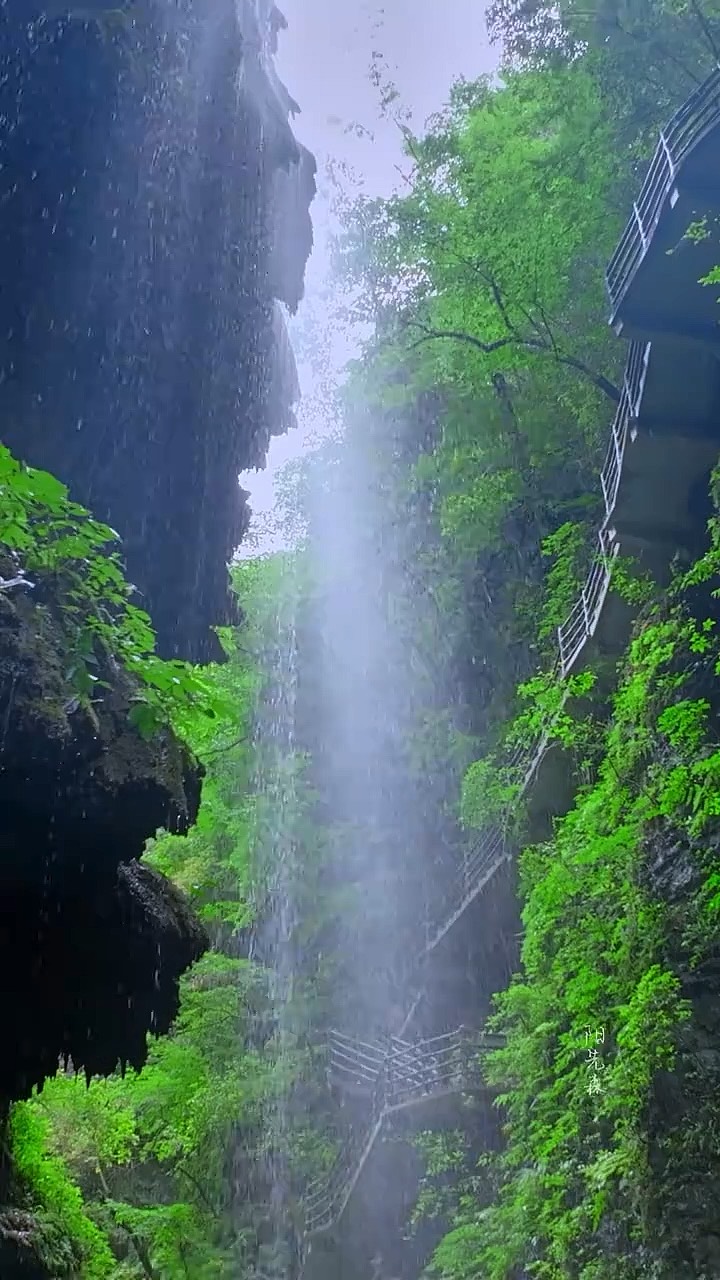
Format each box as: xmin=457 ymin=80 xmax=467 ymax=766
xmin=0 ymin=1208 xmax=83 ymax=1279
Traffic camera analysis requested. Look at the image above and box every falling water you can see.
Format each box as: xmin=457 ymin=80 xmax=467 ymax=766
xmin=305 ymin=424 xmax=440 ymax=1040
xmin=289 ymin=407 xmax=458 ymax=1277
xmin=246 ymin=556 xmax=303 ymax=1279
xmin=234 ymin=414 xmax=440 ymax=1276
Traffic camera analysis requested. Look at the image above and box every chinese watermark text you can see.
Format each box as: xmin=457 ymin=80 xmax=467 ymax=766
xmin=585 ymin=1026 xmax=605 ymax=1096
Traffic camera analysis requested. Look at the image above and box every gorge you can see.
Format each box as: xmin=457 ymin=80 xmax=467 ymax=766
xmin=3 ymin=2 xmax=720 ymax=1280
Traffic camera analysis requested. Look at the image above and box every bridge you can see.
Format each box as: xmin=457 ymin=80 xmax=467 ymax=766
xmin=325 ymin=1027 xmax=505 ymax=1108
xmin=298 ymin=65 xmax=720 ymax=1277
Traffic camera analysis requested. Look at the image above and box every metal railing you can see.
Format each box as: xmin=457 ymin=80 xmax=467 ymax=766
xmin=421 ymin=335 xmax=652 ymax=957
xmin=411 ymin=84 xmax=674 ymax=957
xmin=327 ymin=1029 xmax=391 ymax=1094
xmin=556 ymin=525 xmax=619 ymax=676
xmin=304 ymin=1027 xmax=502 ymax=1238
xmin=558 ymin=338 xmax=648 ymax=673
xmin=599 ymin=340 xmax=649 ymax=519
xmin=607 ymin=65 xmax=720 ymax=316
xmin=623 ymin=337 xmax=649 ymax=420
xmin=304 ymin=1114 xmax=382 ymax=1235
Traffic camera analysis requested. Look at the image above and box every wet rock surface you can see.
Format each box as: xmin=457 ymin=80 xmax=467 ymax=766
xmin=639 ymin=821 xmax=720 ymax=1278
xmin=3 ymin=858 xmax=208 ymax=1098
xmin=0 ymin=579 xmax=208 ymax=1099
xmin=0 ymin=0 xmax=315 ymax=662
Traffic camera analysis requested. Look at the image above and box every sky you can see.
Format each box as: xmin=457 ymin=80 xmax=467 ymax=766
xmin=239 ymin=0 xmax=498 ymax=528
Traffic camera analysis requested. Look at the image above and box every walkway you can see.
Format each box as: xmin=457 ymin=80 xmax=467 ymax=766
xmin=417 ymin=336 xmax=650 ymax=958
xmin=607 ymin=67 xmax=720 ymax=339
xmin=303 ymin=1027 xmax=502 ymax=1242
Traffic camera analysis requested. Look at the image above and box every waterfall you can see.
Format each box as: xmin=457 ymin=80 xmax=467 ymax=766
xmin=246 ymin=555 xmax=303 ymax=1279
xmin=304 ymin=424 xmax=442 ymax=1042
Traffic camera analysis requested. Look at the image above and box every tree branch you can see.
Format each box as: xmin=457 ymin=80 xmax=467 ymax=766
xmin=408 ymin=325 xmax=517 ymax=356
xmin=202 ymin=735 xmax=249 ymax=763
xmin=178 ymin=1163 xmax=223 ymax=1217
xmin=450 ymin=253 xmax=544 ymax=342
xmin=95 ymin=1163 xmax=161 ymax=1280
xmin=406 ymin=323 xmax=620 ymax=402
xmin=611 ymin=17 xmax=704 ymax=87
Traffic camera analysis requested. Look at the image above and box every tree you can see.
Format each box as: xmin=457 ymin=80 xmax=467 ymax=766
xmin=487 ymin=0 xmax=720 ymax=154
xmin=329 ymin=63 xmax=626 ymax=635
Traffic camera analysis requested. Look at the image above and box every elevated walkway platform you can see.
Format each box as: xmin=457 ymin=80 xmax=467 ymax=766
xmin=608 ymin=66 xmax=720 ymax=341
xmin=302 ymin=1026 xmax=502 ymax=1257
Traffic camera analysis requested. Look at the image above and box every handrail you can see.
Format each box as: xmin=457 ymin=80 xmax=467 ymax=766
xmin=328 ymin=1037 xmax=391 ymax=1092
xmin=419 ymin=337 xmax=650 ymax=957
xmin=302 ymin=1027 xmax=502 ymax=1242
xmin=411 ymin=66 xmax=718 ymax=989
xmin=607 ymin=66 xmax=720 ymax=317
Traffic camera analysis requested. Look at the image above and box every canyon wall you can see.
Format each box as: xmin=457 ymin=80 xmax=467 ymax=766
xmin=0 ymin=0 xmax=315 ymax=661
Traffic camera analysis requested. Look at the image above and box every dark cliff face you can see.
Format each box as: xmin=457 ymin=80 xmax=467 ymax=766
xmin=0 ymin=572 xmax=208 ymax=1100
xmin=0 ymin=0 xmax=316 ymax=662
xmin=641 ymin=820 xmax=720 ymax=1278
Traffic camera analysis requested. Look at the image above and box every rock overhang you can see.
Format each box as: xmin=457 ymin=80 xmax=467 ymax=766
xmin=0 ymin=574 xmax=208 ymax=1099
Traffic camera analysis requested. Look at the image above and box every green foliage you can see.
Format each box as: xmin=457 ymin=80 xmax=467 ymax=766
xmin=144 ymin=617 xmax=259 ymax=935
xmin=487 ymin=0 xmax=720 ymax=168
xmin=607 ymin=553 xmax=655 ymax=607
xmin=538 ymin=521 xmax=589 ymax=642
xmin=438 ymin=465 xmax=522 ymax=558
xmin=431 ymin=555 xmax=720 ymax=1277
xmin=18 ymin=549 xmax=337 ymax=1276
xmin=457 ymin=663 xmax=598 ymax=867
xmin=656 ymin=697 xmax=710 ymax=754
xmin=509 ymin=667 xmax=597 ymax=750
xmin=26 ymin=947 xmax=273 ymax=1276
xmin=690 ymin=214 xmax=720 ymax=296
xmin=460 ymin=757 xmax=520 ymax=831
xmin=9 ymin=1103 xmax=115 ymax=1278
xmin=410 ymin=1132 xmax=470 ymax=1228
xmin=700 ymin=263 xmax=720 ymax=287
xmin=408 ymin=711 xmax=479 ymax=781
xmin=0 ymin=455 xmax=285 ymax=1276
xmin=335 ymin=63 xmax=624 ymax=577
xmin=0 ymin=444 xmax=227 ymax=739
